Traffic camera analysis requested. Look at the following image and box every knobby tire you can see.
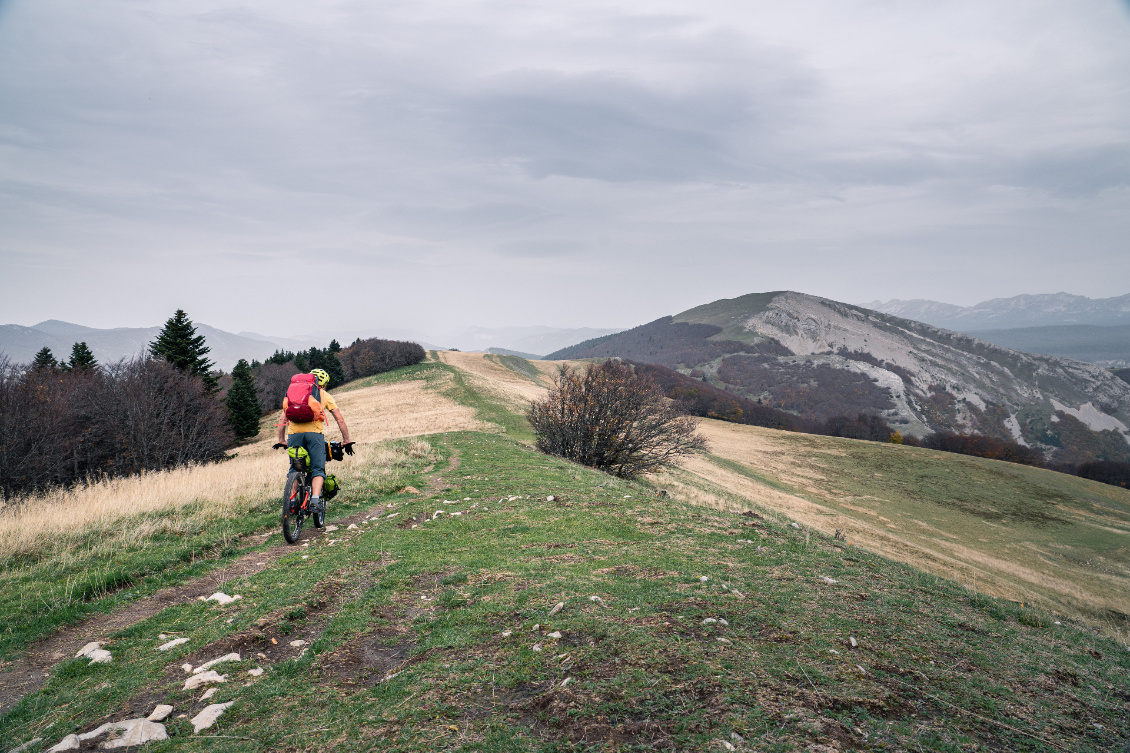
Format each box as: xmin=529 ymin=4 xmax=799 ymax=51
xmin=282 ymin=471 xmax=305 ymax=544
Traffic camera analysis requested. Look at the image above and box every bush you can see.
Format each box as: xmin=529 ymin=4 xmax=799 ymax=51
xmin=251 ymin=361 xmax=299 ymax=415
xmin=338 ymin=338 xmax=426 ymax=381
xmin=0 ymin=356 xmax=232 ymax=499
xmin=903 ymin=431 xmax=1044 ymax=466
xmin=526 ymin=360 xmax=707 ymax=479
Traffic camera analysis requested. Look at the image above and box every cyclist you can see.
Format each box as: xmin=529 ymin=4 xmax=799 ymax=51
xmin=273 ymin=368 xmax=354 ymax=516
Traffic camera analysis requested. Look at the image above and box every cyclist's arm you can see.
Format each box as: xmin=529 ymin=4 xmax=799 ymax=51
xmin=330 ymin=408 xmax=351 ymax=443
xmin=276 ymin=416 xmax=288 ymax=444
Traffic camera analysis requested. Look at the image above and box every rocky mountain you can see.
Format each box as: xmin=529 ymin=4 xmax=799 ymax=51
xmin=549 ymin=291 xmax=1130 ymax=464
xmin=0 ymin=320 xmax=322 ymax=371
xmin=966 ymin=325 xmax=1130 ymax=368
xmin=864 ymin=292 xmax=1130 ymax=330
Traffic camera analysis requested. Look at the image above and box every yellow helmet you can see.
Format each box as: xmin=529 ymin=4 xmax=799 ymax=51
xmin=311 ymin=368 xmax=330 ymax=388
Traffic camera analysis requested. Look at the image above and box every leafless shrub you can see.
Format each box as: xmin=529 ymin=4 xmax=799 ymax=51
xmin=251 ymin=361 xmax=299 ymax=414
xmin=526 ymin=360 xmax=707 ymax=479
xmin=338 ymin=338 xmax=425 ymax=381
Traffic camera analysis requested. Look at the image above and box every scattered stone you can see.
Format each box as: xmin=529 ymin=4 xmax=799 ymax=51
xmin=147 ymin=705 xmax=173 ymax=722
xmin=736 ymin=539 xmax=753 ymax=544
xmin=181 ymin=663 xmax=193 ymax=673
xmin=328 ymin=539 xmax=341 ymax=544
xmin=87 ymin=649 xmax=113 ymax=665
xmin=200 ymin=688 xmax=217 ymax=701
xmin=548 ymin=602 xmax=565 ymax=616
xmin=158 ymin=637 xmax=189 ymax=651
xmin=1054 ymin=621 xmax=1062 ymax=625
xmin=819 ymin=576 xmax=838 ymax=585
xmin=248 ymin=667 xmax=264 ymax=677
xmin=49 ymin=719 xmax=169 ymax=751
xmin=714 ymin=740 xmax=736 ymax=751
xmin=531 ymin=624 xmax=540 ymax=632
xmin=791 ymin=522 xmax=800 ymax=529
xmin=302 ymin=555 xmax=309 ymax=559
xmin=183 ymin=671 xmax=227 ymax=690
xmin=561 ymin=677 xmax=572 ymax=687
xmin=257 ymin=652 xmax=267 ymax=658
xmin=589 ymin=595 xmax=607 ymax=606
xmin=829 ymin=649 xmax=840 ymax=655
xmin=325 ymin=525 xmax=339 ymax=532
xmin=546 ymin=495 xmax=555 ymax=502
xmin=731 ymin=590 xmax=746 ymax=599
xmin=74 ymin=641 xmax=105 ymax=659
xmin=347 ymin=524 xmax=358 ymax=529
xmin=1093 ymin=723 xmax=1105 ymax=730
xmin=856 ymin=664 xmax=867 ymax=675
xmin=702 ymin=618 xmax=718 ymax=625
xmin=699 ymin=576 xmax=709 ymax=583
xmin=717 ymin=638 xmax=732 ymax=644
xmin=547 ymin=631 xmax=562 ymax=639
xmin=719 ymin=618 xmax=730 ymax=626
xmin=730 ymin=732 xmax=744 ymax=743
xmin=501 ymin=630 xmax=512 ymax=637
xmin=290 ymin=640 xmax=306 ymax=647
xmin=532 ymin=644 xmax=542 ymax=652
xmin=624 ymin=495 xmax=632 ymax=499
xmin=7 ymin=738 xmax=43 ymax=753
xmin=451 ymin=511 xmax=463 ymax=516
xmin=191 ymin=702 xmax=234 ymax=734
xmin=194 ymin=653 xmax=241 ymax=673
xmin=48 ymin=735 xmax=80 ymax=752
xmin=849 ymin=636 xmax=859 ymax=648
xmin=205 ymin=592 xmax=242 ymax=605
xmin=158 ymin=634 xmax=167 ymax=640
xmin=464 ymin=497 xmax=471 ymax=500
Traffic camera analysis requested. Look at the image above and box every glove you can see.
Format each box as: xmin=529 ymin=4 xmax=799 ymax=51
xmin=273 ymin=443 xmax=288 ymax=450
xmin=342 ymin=442 xmax=356 ymax=456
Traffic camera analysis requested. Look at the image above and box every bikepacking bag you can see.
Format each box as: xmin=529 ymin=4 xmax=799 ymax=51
xmin=323 ymin=474 xmax=340 ymax=501
xmin=287 ymin=446 xmax=310 ymax=472
xmin=283 ymin=373 xmax=324 ymax=423
xmin=327 ymin=441 xmax=344 ymax=461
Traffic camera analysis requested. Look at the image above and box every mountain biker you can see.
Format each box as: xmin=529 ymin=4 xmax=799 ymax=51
xmin=272 ymin=368 xmax=354 ymax=516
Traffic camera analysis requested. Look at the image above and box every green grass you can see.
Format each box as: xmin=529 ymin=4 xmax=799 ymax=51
xmin=2 ymin=431 xmax=1128 ymax=752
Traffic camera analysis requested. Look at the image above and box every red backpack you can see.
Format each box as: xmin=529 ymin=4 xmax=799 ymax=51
xmin=283 ymin=374 xmax=324 ymax=423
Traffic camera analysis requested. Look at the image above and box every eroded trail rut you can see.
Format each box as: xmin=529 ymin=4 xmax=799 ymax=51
xmin=0 ymin=450 xmax=462 ymax=717
xmin=1 ymin=504 xmax=376 ymax=714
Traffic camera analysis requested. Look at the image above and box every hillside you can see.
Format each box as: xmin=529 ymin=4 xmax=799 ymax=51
xmin=1 ymin=352 xmax=1128 ymax=752
xmin=549 ymin=291 xmax=1130 ymax=464
xmin=864 ymin=292 xmax=1130 ymax=330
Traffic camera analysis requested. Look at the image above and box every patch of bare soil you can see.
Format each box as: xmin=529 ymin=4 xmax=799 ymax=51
xmin=0 ymin=502 xmax=396 ymax=715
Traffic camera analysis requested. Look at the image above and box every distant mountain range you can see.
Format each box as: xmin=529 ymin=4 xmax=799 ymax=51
xmin=864 ymin=292 xmax=1130 ymax=330
xmin=0 ymin=321 xmax=323 ymax=371
xmin=440 ymin=325 xmax=622 ymax=357
xmin=549 ymin=291 xmax=1130 ymax=465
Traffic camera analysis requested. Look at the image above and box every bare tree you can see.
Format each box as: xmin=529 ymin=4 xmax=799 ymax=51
xmin=527 ymin=360 xmax=707 ymax=479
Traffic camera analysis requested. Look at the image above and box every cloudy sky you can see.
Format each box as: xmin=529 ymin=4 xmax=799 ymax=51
xmin=1 ymin=0 xmax=1128 ymax=339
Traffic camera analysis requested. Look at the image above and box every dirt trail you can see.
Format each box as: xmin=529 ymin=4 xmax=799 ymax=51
xmin=0 ymin=501 xmax=396 ymax=715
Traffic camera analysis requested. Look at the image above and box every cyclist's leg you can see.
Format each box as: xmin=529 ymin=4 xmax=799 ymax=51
xmin=301 ymin=433 xmax=327 ymax=497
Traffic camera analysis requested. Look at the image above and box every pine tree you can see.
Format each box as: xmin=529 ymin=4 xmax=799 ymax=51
xmin=31 ymin=347 xmax=59 ymax=371
xmin=67 ymin=342 xmax=97 ymax=372
xmin=149 ymin=310 xmax=218 ymax=391
xmin=293 ymin=351 xmax=308 ymax=372
xmin=328 ymin=339 xmax=342 ymax=353
xmin=226 ymin=358 xmax=262 ymax=440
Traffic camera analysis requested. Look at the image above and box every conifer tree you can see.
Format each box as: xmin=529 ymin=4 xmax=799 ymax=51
xmin=226 ymin=358 xmax=262 ymax=440
xmin=149 ymin=310 xmax=218 ymax=391
xmin=67 ymin=342 xmax=97 ymax=372
xmin=31 ymin=347 xmax=59 ymax=371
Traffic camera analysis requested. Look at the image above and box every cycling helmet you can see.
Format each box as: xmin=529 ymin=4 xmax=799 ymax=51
xmin=311 ymin=368 xmax=330 ymax=388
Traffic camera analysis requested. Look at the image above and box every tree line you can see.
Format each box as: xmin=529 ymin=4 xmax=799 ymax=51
xmin=0 ymin=310 xmax=425 ymax=499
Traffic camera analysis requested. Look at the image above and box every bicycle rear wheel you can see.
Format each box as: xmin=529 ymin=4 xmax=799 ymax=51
xmin=281 ymin=472 xmax=306 ymax=544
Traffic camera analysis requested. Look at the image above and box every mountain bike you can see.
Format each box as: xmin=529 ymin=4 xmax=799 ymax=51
xmin=277 ymin=441 xmax=344 ymax=544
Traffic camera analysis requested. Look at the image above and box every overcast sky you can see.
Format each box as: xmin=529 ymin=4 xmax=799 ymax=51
xmin=2 ymin=0 xmax=1128 ymax=338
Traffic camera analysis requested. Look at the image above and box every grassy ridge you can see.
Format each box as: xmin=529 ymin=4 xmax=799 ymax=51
xmin=2 ymin=431 xmax=1127 ymax=751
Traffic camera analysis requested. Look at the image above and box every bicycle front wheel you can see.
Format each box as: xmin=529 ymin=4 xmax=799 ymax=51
xmin=281 ymin=472 xmax=305 ymax=544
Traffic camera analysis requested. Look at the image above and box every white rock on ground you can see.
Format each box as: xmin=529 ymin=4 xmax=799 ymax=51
xmin=548 ymin=602 xmax=564 ymax=616
xmin=699 ymin=576 xmax=709 ymax=582
xmin=325 ymin=525 xmax=339 ymax=532
xmin=347 ymin=523 xmax=358 ymax=529
xmin=50 ymin=720 xmax=168 ymax=751
xmin=191 ymin=702 xmax=234 ymax=734
xmin=820 ymin=576 xmax=838 ymax=585
xmin=718 ymin=619 xmax=729 ymax=626
xmin=702 ymin=618 xmax=717 ymax=625
xmin=7 ymin=738 xmax=43 ymax=753
xmin=194 ymin=653 xmax=241 ymax=673
xmin=147 ymin=705 xmax=173 ymax=722
xmin=289 ymin=640 xmax=306 ymax=647
xmin=74 ymin=641 xmax=104 ymax=658
xmin=200 ymin=688 xmax=217 ymax=701
xmin=205 ymin=592 xmax=242 ymax=605
xmin=183 ymin=671 xmax=227 ymax=691
xmin=158 ymin=637 xmax=189 ymax=651
xmin=87 ymin=649 xmax=112 ymax=665
xmin=547 ymin=632 xmax=562 ymax=639
xmin=181 ymin=663 xmax=193 ymax=673
xmin=248 ymin=667 xmax=264 ymax=677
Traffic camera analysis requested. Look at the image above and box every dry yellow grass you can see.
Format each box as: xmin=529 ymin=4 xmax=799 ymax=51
xmin=0 ymin=376 xmax=480 ymax=563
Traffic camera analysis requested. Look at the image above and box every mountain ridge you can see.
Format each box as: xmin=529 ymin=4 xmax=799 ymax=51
xmin=865 ymin=291 xmax=1130 ymax=330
